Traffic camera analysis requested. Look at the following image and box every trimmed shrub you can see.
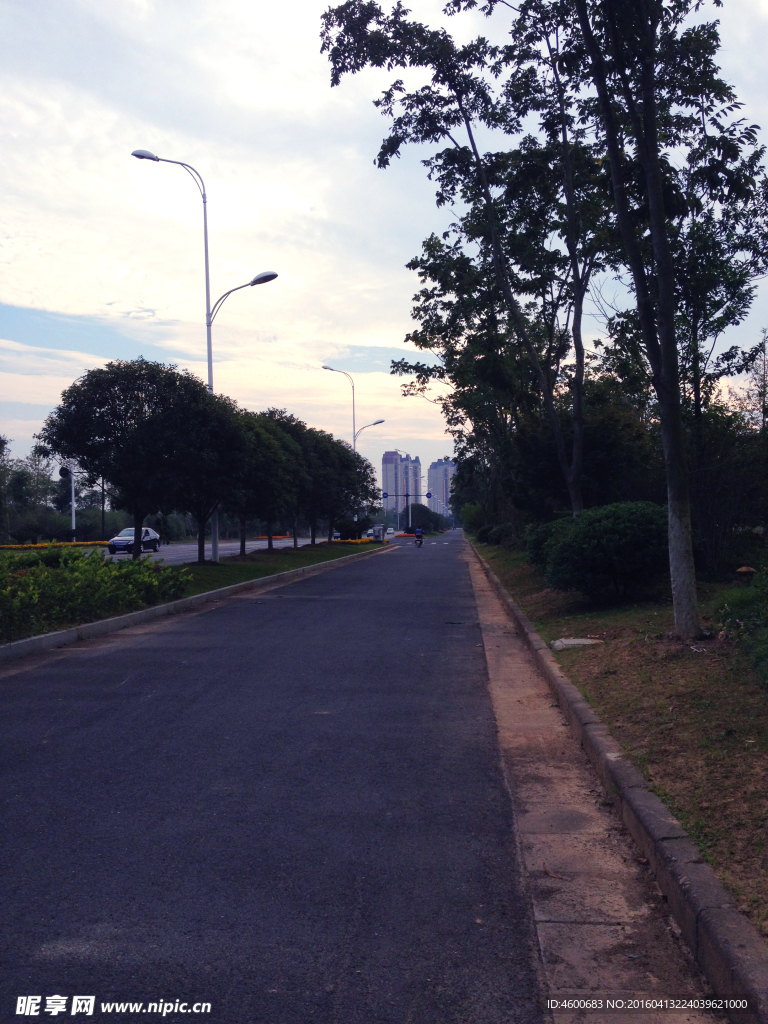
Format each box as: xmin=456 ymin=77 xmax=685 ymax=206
xmin=476 ymin=525 xmax=494 ymax=543
xmin=543 ymin=501 xmax=668 ymax=598
xmin=525 ymin=518 xmax=573 ymax=567
xmin=487 ymin=522 xmax=521 ymax=547
xmin=0 ymin=548 xmax=188 ymax=645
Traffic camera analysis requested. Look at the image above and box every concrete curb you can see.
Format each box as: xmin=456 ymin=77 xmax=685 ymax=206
xmin=470 ymin=542 xmax=768 ymax=1024
xmin=0 ymin=544 xmax=395 ymax=667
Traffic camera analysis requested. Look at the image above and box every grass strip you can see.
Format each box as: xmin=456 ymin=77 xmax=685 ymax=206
xmin=178 ymin=542 xmax=386 ymax=596
xmin=474 ymin=541 xmax=768 ymax=941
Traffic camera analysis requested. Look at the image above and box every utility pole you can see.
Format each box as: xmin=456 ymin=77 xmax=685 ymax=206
xmin=70 ymin=461 xmax=76 ymax=541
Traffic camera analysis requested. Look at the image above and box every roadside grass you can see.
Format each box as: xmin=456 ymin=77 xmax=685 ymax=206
xmin=178 ymin=542 xmax=385 ymax=596
xmin=475 ymin=542 xmax=768 ymax=939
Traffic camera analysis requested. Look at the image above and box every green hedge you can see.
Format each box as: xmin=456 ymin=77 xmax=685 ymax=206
xmin=0 ymin=548 xmax=188 ymax=644
xmin=526 ymin=502 xmax=668 ymax=599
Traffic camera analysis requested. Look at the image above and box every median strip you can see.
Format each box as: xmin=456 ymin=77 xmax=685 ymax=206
xmin=0 ymin=543 xmax=395 ymax=666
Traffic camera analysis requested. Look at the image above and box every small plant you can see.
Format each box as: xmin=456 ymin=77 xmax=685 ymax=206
xmin=718 ymin=571 xmax=768 ymax=685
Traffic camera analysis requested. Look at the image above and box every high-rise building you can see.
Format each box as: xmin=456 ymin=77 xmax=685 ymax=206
xmin=427 ymin=459 xmax=456 ymax=514
xmin=381 ymin=451 xmax=422 ymax=511
xmin=381 ymin=451 xmax=401 ymax=512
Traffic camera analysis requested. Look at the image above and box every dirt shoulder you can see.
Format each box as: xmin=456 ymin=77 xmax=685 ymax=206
xmin=474 ymin=543 xmax=768 ymax=944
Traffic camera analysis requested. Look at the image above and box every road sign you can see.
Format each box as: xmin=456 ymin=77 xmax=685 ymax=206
xmin=426 ymin=492 xmax=432 ymax=499
xmin=382 ymin=492 xmax=388 ymax=499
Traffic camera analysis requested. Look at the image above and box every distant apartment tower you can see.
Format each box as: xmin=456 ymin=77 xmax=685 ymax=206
xmin=427 ymin=459 xmax=456 ymax=514
xmin=381 ymin=451 xmax=422 ymax=511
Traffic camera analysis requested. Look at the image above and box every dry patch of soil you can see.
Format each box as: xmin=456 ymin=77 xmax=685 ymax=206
xmin=477 ymin=544 xmax=768 ymax=942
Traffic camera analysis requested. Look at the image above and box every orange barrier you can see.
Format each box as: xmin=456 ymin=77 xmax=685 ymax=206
xmin=0 ymin=541 xmax=110 ymax=551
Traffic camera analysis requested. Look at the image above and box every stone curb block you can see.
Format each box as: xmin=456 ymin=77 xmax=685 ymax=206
xmin=0 ymin=544 xmax=394 ymax=666
xmin=470 ymin=542 xmax=768 ymax=1024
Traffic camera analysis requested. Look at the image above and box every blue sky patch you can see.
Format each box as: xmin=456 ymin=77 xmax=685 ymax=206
xmin=0 ymin=303 xmax=193 ymax=363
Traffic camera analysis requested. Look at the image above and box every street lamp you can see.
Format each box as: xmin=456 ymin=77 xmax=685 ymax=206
xmin=350 ymin=419 xmax=384 ymax=526
xmin=354 ymin=419 xmax=384 ymax=446
xmin=131 ymin=149 xmax=277 ymax=562
xmin=322 ymin=366 xmax=356 ymax=450
xmin=210 ymin=272 xmax=278 ymax=324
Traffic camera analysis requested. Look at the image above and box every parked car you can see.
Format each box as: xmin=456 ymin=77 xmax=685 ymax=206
xmin=332 ymin=531 xmax=341 ymax=540
xmin=108 ymin=527 xmax=160 ymax=555
xmin=366 ymin=529 xmax=374 ymax=538
xmin=386 ymin=527 xmax=395 ymax=538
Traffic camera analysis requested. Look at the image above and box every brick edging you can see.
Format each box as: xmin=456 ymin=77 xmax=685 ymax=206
xmin=469 ymin=541 xmax=768 ymax=1024
xmin=0 ymin=544 xmax=395 ymax=667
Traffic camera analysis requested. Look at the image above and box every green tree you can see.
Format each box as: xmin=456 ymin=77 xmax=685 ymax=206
xmin=248 ymin=413 xmax=304 ymax=551
xmin=37 ymin=359 xmax=227 ymax=561
xmin=261 ymin=409 xmax=315 ymax=549
xmin=322 ymin=0 xmax=614 ymax=514
xmin=565 ymin=0 xmax=768 ymax=634
xmin=325 ymin=0 xmax=768 ymax=636
xmin=167 ymin=394 xmax=251 ymax=565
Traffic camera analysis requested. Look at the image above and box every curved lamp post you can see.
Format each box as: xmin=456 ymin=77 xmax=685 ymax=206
xmin=351 ymin=419 xmax=384 ymax=525
xmin=322 ymin=365 xmax=357 ymax=450
xmin=354 ymin=419 xmax=384 ymax=447
xmin=131 ymin=149 xmax=277 ymax=562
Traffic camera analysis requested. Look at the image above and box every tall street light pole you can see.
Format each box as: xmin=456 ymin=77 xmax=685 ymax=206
xmin=322 ymin=366 xmax=355 ymax=450
xmin=351 ymin=419 xmax=384 ymax=527
xmin=131 ymin=149 xmax=277 ymax=562
xmin=132 ymin=150 xmax=215 ymax=390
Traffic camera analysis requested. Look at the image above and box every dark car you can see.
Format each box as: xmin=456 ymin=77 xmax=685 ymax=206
xmin=107 ymin=527 xmax=160 ymax=555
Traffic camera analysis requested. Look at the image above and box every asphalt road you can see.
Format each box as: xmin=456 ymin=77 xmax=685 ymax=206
xmin=1 ymin=532 xmax=544 ymax=1024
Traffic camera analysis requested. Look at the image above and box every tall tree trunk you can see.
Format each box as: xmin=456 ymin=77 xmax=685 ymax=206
xmin=239 ymin=514 xmax=247 ymax=557
xmin=574 ymin=0 xmax=700 ymax=637
xmin=101 ymin=479 xmax=106 ymax=540
xmin=267 ymin=522 xmax=273 ymax=552
xmin=311 ymin=519 xmax=317 ymax=546
xmin=197 ymin=516 xmax=206 ymax=565
xmin=132 ymin=510 xmax=144 ymax=562
xmin=328 ymin=520 xmax=334 ymax=543
xmin=292 ymin=513 xmax=299 ymax=549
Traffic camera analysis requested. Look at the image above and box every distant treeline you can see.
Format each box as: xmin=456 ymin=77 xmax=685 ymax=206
xmin=1 ymin=358 xmax=380 ymax=563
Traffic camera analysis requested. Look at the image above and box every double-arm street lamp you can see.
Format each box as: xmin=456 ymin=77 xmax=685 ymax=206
xmin=131 ymin=149 xmax=277 ymax=562
xmin=322 ymin=365 xmax=385 ymax=527
xmin=322 ymin=365 xmax=385 ymax=453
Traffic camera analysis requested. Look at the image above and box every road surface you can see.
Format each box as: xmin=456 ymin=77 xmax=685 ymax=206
xmin=1 ymin=533 xmax=543 ymax=1023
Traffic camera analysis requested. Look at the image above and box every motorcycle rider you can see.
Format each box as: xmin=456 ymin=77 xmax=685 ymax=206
xmin=414 ymin=526 xmax=424 ymax=547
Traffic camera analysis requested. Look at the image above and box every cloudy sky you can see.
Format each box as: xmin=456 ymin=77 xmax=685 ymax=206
xmin=2 ymin=0 xmax=768 ymax=483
